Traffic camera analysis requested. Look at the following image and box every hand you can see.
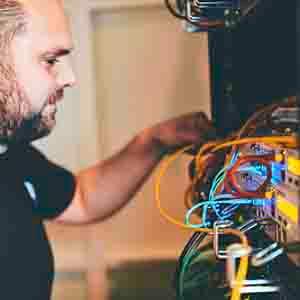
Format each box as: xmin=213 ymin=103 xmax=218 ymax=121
xmin=141 ymin=112 xmax=217 ymax=156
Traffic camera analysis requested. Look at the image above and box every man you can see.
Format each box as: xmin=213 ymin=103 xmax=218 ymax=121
xmin=0 ymin=0 xmax=215 ymax=299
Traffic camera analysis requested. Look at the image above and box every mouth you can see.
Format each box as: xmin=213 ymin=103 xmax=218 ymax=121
xmin=56 ymin=89 xmax=64 ymax=102
xmin=48 ymin=89 xmax=64 ymax=105
xmin=39 ymin=89 xmax=65 ymax=122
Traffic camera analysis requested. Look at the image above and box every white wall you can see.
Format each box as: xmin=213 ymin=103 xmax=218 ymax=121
xmin=89 ymin=5 xmax=211 ymax=265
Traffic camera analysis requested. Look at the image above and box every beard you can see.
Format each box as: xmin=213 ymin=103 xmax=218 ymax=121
xmin=0 ymin=61 xmax=63 ymax=145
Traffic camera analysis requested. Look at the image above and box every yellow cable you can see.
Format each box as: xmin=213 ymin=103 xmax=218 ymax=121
xmin=195 ymin=140 xmax=223 ymax=173
xmin=231 ymin=255 xmax=249 ymax=300
xmin=155 ymin=139 xmax=271 ymax=300
xmin=155 ymin=103 xmax=297 ymax=299
xmin=212 ymin=136 xmax=297 ymax=152
xmin=225 ymin=229 xmax=249 ymax=300
xmin=155 ymin=145 xmax=212 ymax=232
xmin=155 ymin=148 xmax=250 ymax=300
xmin=195 ymin=136 xmax=297 ymax=174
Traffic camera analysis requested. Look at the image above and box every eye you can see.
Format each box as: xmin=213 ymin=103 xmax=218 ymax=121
xmin=45 ymin=58 xmax=59 ymax=66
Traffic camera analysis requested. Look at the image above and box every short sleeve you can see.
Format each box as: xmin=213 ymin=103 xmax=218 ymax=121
xmin=17 ymin=145 xmax=76 ymax=219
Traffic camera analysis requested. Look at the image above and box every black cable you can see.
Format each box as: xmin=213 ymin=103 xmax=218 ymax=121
xmin=178 ymin=232 xmax=204 ymax=269
xmin=176 ymin=0 xmax=185 ymax=13
xmin=164 ymin=0 xmax=225 ymax=31
xmin=173 ymin=231 xmax=207 ymax=298
xmin=164 ymin=0 xmax=186 ymax=19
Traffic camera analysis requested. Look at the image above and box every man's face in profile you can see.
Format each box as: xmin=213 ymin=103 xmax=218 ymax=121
xmin=0 ymin=0 xmax=76 ymax=144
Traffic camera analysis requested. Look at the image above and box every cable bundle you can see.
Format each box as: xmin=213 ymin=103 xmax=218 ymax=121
xmin=154 ymin=98 xmax=298 ymax=300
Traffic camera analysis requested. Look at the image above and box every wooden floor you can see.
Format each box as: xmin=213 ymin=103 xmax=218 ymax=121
xmin=51 ymin=260 xmax=177 ymax=300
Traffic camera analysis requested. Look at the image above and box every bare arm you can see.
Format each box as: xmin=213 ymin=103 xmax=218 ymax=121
xmin=54 ymin=112 xmax=216 ymax=225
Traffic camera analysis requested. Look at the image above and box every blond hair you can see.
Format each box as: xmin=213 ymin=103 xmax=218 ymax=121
xmin=0 ymin=0 xmax=27 ymax=50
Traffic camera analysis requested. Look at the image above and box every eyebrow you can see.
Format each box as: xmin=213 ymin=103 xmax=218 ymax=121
xmin=42 ymin=47 xmax=73 ymax=57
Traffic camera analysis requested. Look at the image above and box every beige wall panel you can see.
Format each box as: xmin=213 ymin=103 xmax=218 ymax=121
xmin=90 ymin=6 xmax=211 ymax=265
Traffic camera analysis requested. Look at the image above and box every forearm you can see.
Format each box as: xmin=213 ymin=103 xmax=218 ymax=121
xmin=76 ymin=130 xmax=164 ymax=223
xmin=56 ymin=112 xmax=215 ymax=225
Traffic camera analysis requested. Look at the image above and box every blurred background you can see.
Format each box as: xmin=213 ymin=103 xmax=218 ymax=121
xmin=34 ymin=0 xmax=212 ymax=299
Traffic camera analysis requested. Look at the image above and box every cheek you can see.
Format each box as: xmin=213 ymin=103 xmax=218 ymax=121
xmin=18 ymin=66 xmax=56 ymax=110
xmin=11 ymin=35 xmax=57 ymax=110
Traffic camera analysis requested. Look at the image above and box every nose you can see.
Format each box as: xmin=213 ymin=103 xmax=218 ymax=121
xmin=56 ymin=57 xmax=77 ymax=88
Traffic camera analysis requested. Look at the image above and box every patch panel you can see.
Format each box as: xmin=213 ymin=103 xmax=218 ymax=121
xmin=234 ymin=141 xmax=300 ymax=266
xmin=285 ymin=171 xmax=300 ymax=190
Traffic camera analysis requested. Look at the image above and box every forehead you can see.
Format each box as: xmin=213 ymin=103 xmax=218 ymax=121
xmin=21 ymin=0 xmax=73 ymax=50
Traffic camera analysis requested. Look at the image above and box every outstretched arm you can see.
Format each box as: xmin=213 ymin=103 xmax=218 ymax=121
xmin=55 ymin=112 xmax=216 ymax=225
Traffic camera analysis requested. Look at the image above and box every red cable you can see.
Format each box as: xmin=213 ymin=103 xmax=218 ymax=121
xmin=225 ymin=155 xmax=273 ymax=198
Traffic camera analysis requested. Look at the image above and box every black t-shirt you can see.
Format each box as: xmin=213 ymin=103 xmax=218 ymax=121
xmin=0 ymin=143 xmax=76 ymax=299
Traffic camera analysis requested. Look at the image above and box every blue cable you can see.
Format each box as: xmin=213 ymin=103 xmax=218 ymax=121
xmin=187 ymin=151 xmax=274 ymax=228
xmin=185 ymin=198 xmax=272 ymax=228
